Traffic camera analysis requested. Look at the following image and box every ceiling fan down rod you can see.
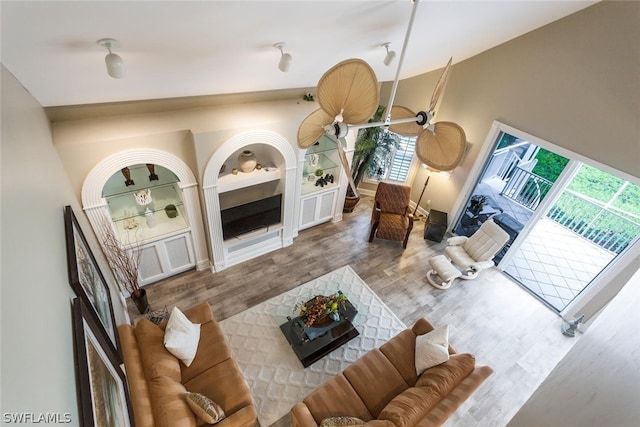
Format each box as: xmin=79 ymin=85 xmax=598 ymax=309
xmin=384 ymin=0 xmax=421 ymax=125
xmin=348 ymin=113 xmax=429 ymax=132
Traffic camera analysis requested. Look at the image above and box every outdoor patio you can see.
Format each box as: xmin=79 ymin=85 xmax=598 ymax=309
xmin=464 ymin=178 xmax=616 ymax=312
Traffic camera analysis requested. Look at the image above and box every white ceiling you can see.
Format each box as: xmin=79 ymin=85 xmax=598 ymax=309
xmin=1 ymin=0 xmax=597 ymax=107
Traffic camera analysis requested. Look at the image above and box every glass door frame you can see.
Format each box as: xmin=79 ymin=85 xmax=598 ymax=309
xmin=452 ymin=120 xmax=640 ymax=327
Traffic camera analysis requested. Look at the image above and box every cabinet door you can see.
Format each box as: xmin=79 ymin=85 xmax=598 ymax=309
xmin=164 ymin=233 xmax=195 ymax=274
xmin=300 ymin=196 xmax=318 ymax=228
xmin=317 ymin=191 xmax=337 ymax=222
xmin=136 ymin=243 xmax=166 ymax=285
xmin=135 ymin=232 xmax=196 ymax=286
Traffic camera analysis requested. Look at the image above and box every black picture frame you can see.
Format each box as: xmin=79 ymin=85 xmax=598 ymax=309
xmin=64 ymin=205 xmax=119 ymax=356
xmin=72 ymin=298 xmax=134 ymax=427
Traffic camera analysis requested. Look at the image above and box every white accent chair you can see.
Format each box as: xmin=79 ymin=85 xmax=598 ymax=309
xmin=427 ymin=220 xmax=510 ymax=289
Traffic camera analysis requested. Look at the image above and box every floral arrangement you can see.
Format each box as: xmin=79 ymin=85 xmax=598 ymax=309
xmin=469 ymin=194 xmax=487 ymax=214
xmin=295 ymin=292 xmax=348 ymax=326
xmin=303 ymin=92 xmax=314 ymax=102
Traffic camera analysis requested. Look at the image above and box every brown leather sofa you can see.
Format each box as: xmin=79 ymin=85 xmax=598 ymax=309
xmin=291 ymin=318 xmax=493 ymax=427
xmin=118 ymin=302 xmax=257 ymax=427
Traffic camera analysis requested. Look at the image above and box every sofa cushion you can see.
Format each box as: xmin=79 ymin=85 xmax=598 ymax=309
xmin=303 ymin=374 xmax=373 ymax=423
xmin=164 ymin=306 xmax=201 ymax=367
xmin=415 ymin=353 xmax=476 ymax=395
xmin=180 ymin=318 xmax=233 ymax=384
xmin=147 ymin=376 xmax=197 ymax=427
xmin=343 ymin=349 xmax=409 ymax=418
xmin=379 ymin=330 xmax=418 ymax=386
xmin=184 ymin=392 xmax=226 ymax=424
xmin=378 ymin=386 xmax=443 ymax=427
xmin=183 ymin=358 xmax=254 ymax=417
xmin=135 ymin=319 xmax=182 ymax=382
xmin=415 ymin=324 xmax=450 ymax=374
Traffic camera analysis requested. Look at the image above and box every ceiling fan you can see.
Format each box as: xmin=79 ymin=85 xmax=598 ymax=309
xmin=297 ymin=0 xmax=467 ymax=197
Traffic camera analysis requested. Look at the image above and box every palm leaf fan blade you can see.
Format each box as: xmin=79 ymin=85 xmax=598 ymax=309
xmin=415 ymin=122 xmax=467 ymax=171
xmin=317 ymin=59 xmax=379 ymax=125
xmin=297 ymin=109 xmax=334 ymax=149
xmin=385 ymin=105 xmax=422 ymax=136
xmin=428 ymin=57 xmax=453 ymax=113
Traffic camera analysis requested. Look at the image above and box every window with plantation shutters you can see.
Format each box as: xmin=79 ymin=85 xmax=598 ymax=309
xmin=367 ymin=134 xmax=417 ymax=183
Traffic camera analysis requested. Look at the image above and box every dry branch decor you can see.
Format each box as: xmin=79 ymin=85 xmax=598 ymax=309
xmin=97 ymin=218 xmax=148 ymax=314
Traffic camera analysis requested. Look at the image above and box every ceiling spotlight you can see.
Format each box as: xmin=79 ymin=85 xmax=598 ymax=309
xmin=97 ymin=38 xmax=125 ymax=79
xmin=382 ymin=42 xmax=396 ymax=67
xmin=274 ymin=42 xmax=292 ymax=72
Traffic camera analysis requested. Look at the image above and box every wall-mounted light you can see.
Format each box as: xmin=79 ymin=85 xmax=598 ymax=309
xmin=274 ymin=42 xmax=292 ymax=72
xmin=382 ymin=42 xmax=396 ymax=67
xmin=97 ymin=38 xmax=125 ymax=79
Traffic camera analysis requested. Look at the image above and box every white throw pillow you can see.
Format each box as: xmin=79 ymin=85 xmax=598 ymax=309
xmin=415 ymin=324 xmax=450 ymax=374
xmin=164 ymin=306 xmax=201 ymax=367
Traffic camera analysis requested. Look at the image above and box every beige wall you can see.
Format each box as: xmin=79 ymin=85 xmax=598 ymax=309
xmin=393 ymin=0 xmax=639 ymax=215
xmin=1 ymin=64 xmax=123 ymax=425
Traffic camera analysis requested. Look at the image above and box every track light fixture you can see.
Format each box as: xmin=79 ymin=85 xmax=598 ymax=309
xmin=274 ymin=42 xmax=292 ymax=72
xmin=97 ymin=38 xmax=125 ymax=79
xmin=382 ymin=42 xmax=396 ymax=67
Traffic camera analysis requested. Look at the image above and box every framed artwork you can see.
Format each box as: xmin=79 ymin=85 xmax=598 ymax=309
xmin=64 ymin=205 xmax=119 ymax=355
xmin=72 ymin=298 xmax=134 ymax=427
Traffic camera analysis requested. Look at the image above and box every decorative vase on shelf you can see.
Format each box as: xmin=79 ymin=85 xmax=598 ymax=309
xmin=145 ymin=208 xmax=156 ymax=228
xmin=238 ymin=150 xmax=257 ymax=173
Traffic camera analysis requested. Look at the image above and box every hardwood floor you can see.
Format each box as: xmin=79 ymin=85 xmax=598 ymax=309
xmin=129 ymin=196 xmax=578 ymax=426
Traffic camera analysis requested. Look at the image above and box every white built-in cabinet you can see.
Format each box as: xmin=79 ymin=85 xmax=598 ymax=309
xmin=299 ymin=135 xmax=341 ymax=230
xmin=102 ymin=164 xmax=196 ymax=285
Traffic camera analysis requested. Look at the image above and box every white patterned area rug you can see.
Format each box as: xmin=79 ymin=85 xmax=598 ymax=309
xmin=218 ymin=265 xmax=407 ymax=426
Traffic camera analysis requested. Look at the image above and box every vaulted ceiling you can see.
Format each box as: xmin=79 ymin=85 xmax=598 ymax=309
xmin=1 ymin=1 xmax=597 ymax=107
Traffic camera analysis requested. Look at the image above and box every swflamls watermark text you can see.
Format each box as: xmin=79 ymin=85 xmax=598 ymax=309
xmin=3 ymin=412 xmax=72 ymax=423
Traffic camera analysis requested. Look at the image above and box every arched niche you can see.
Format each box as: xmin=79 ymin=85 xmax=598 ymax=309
xmin=82 ymin=148 xmax=209 ymax=285
xmin=202 ymin=130 xmax=298 ymax=271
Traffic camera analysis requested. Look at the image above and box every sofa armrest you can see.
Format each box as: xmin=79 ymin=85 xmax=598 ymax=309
xmin=118 ymin=324 xmax=155 ymax=427
xmin=416 ymin=365 xmax=494 ymax=427
xmin=446 ymin=236 xmax=467 ymax=246
xmin=291 ymin=403 xmax=318 ymax=427
xmin=470 ymin=260 xmax=495 ymax=272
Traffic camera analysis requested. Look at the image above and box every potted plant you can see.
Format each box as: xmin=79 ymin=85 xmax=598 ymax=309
xmin=97 ymin=218 xmax=148 ymax=314
xmin=295 ymin=292 xmax=349 ymax=327
xmin=344 ymin=105 xmax=399 ymax=212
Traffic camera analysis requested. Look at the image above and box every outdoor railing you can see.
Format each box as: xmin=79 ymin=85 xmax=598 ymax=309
xmin=501 ymin=167 xmax=553 ymax=211
xmin=547 ymin=190 xmax=640 ymax=255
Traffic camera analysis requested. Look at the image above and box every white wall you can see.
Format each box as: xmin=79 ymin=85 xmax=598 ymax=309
xmin=0 ymin=64 xmax=125 ymax=424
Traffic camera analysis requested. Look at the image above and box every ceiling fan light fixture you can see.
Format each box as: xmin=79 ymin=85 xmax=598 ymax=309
xmin=97 ymin=38 xmax=125 ymax=79
xmin=382 ymin=42 xmax=396 ymax=67
xmin=274 ymin=42 xmax=292 ymax=72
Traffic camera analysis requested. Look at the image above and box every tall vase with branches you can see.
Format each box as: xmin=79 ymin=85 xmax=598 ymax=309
xmin=344 ymin=105 xmax=399 ymax=211
xmin=97 ymin=218 xmax=148 ymax=314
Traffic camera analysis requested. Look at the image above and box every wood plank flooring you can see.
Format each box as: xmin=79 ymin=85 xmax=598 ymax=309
xmin=128 ymin=196 xmax=578 ymax=426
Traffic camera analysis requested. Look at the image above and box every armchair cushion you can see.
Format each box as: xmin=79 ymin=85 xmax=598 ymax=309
xmin=446 ymin=236 xmax=467 ymax=246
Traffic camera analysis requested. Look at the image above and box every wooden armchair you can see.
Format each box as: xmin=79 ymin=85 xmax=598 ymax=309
xmin=368 ymin=182 xmax=414 ymax=249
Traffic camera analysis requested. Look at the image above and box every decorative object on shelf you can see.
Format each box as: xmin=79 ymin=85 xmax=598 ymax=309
xmin=124 ymin=217 xmax=138 ymax=229
xmin=314 ymin=174 xmax=334 ymax=188
xmin=220 ymin=164 xmax=226 ymax=174
xmin=134 ymin=188 xmax=152 ymax=206
xmin=97 ymin=217 xmax=148 ymax=314
xmin=165 ymin=204 xmax=178 ymax=218
xmin=295 ymin=292 xmax=348 ymax=327
xmin=64 ymin=206 xmax=119 ymax=354
xmin=145 ymin=208 xmax=156 ymax=228
xmin=121 ymin=167 xmax=135 ymax=186
xmin=232 ymin=168 xmax=238 ymax=175
xmin=256 ymin=163 xmax=263 ymax=170
xmin=469 ymin=194 xmax=486 ymax=215
xmin=314 ymin=168 xmax=324 ymax=177
xmin=303 ymin=92 xmax=314 ymax=102
xmin=307 ymin=174 xmax=316 ymax=182
xmin=309 ymin=153 xmax=320 ymax=166
xmin=238 ymin=150 xmax=257 ymax=172
xmin=146 ymin=163 xmax=159 ymax=181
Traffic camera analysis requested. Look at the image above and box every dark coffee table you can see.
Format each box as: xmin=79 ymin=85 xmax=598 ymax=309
xmin=279 ymin=299 xmax=358 ymax=368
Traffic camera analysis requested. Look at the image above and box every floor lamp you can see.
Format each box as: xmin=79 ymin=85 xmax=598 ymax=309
xmin=412 ymin=174 xmax=430 ymax=217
